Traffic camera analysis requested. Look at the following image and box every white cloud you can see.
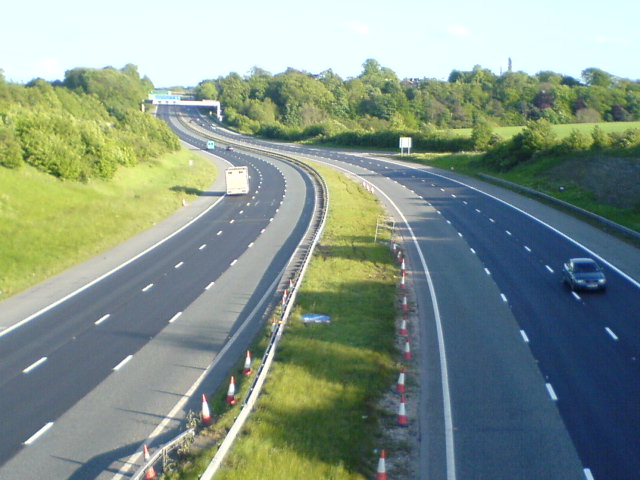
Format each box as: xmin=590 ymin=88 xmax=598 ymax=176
xmin=446 ymin=25 xmax=470 ymax=37
xmin=346 ymin=22 xmax=372 ymax=36
xmin=38 ymin=58 xmax=64 ymax=79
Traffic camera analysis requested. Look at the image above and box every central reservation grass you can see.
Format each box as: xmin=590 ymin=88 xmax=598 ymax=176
xmin=0 ymin=149 xmax=216 ymax=300
xmin=169 ymin=164 xmax=399 ymax=479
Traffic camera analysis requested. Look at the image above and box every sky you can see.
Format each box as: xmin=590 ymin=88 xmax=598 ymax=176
xmin=2 ymin=0 xmax=639 ymax=87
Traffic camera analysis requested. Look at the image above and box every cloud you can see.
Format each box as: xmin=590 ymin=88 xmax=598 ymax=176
xmin=346 ymin=22 xmax=372 ymax=36
xmin=38 ymin=58 xmax=64 ymax=79
xmin=446 ymin=25 xmax=470 ymax=37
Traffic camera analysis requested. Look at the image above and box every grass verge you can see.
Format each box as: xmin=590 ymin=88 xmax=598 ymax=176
xmin=166 ymin=163 xmax=399 ymax=479
xmin=0 ymin=149 xmax=216 ymax=300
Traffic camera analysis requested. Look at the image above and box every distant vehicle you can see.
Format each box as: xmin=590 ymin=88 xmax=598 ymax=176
xmin=562 ymin=258 xmax=607 ymax=291
xmin=225 ymin=166 xmax=249 ymax=195
xmin=225 ymin=146 xmax=234 ymax=151
xmin=206 ymin=140 xmax=215 ymax=150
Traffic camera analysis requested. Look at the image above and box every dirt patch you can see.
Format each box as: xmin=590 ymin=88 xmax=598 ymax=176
xmin=545 ymin=155 xmax=640 ymax=209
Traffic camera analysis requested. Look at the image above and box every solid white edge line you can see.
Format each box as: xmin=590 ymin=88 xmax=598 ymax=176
xmin=378 ymin=159 xmax=638 ymax=289
xmin=24 ymin=422 xmax=54 ymax=445
xmin=546 ymin=383 xmax=558 ymax=401
xmin=113 ymin=355 xmax=133 ymax=371
xmin=307 ymin=159 xmax=457 ymax=480
xmin=1 ymin=194 xmax=226 ymax=340
xmin=23 ymin=356 xmax=48 ymax=374
xmin=169 ymin=312 xmax=182 ymax=324
xmin=95 ymin=313 xmax=111 ymax=326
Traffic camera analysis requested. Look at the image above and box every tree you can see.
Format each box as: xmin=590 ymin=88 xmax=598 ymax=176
xmin=581 ymin=68 xmax=613 ymax=87
xmin=520 ymin=118 xmax=557 ymax=154
xmin=471 ymin=114 xmax=494 ymax=150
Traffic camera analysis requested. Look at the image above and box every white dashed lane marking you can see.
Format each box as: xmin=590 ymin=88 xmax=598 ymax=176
xmin=23 ymin=357 xmax=47 ymax=374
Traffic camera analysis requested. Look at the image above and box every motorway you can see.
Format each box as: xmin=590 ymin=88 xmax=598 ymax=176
xmin=185 ymin=110 xmax=640 ymax=480
xmin=0 ymin=114 xmax=316 ymax=478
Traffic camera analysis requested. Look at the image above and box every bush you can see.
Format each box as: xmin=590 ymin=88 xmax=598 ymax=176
xmin=559 ymin=129 xmax=593 ymax=152
xmin=0 ymin=123 xmax=23 ymax=168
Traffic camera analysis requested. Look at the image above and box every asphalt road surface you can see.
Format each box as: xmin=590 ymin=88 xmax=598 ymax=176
xmin=189 ymin=114 xmax=640 ymax=480
xmin=0 ymin=124 xmax=316 ymax=478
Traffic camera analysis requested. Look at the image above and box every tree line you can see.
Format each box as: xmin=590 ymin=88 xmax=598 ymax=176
xmin=194 ymin=59 xmax=640 ymax=135
xmin=193 ymin=59 xmax=640 ymax=168
xmin=0 ymin=64 xmax=179 ymax=181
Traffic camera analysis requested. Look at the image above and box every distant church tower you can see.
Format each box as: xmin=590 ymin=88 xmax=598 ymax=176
xmin=508 ymin=57 xmax=513 ymax=73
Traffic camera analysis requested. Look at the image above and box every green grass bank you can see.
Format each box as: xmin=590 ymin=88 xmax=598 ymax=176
xmin=167 ymin=164 xmax=400 ymax=479
xmin=0 ymin=149 xmax=216 ymax=300
xmin=400 ymin=152 xmax=640 ymax=235
xmin=444 ymin=120 xmax=640 ymax=140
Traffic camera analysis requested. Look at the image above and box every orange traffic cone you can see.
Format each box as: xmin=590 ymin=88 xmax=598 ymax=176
xmin=376 ymin=449 xmax=388 ymax=480
xmin=242 ymin=350 xmax=252 ymax=376
xmin=403 ymin=337 xmax=412 ymax=360
xmin=226 ymin=376 xmax=236 ymax=405
xmin=399 ymin=315 xmax=408 ymax=336
xmin=201 ymin=393 xmax=212 ymax=425
xmin=143 ymin=444 xmax=157 ymax=479
xmin=398 ymin=395 xmax=408 ymax=426
xmin=396 ymin=367 xmax=406 ymax=394
xmin=401 ymin=294 xmax=409 ymax=311
xmin=399 ymin=270 xmax=406 ymax=289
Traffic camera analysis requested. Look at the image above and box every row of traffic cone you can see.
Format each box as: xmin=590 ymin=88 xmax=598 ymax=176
xmin=143 ymin=350 xmax=256 ymax=478
xmin=362 ymin=181 xmax=375 ymax=194
xmin=201 ymin=350 xmax=254 ymax=424
xmin=371 ymin=243 xmax=413 ymax=479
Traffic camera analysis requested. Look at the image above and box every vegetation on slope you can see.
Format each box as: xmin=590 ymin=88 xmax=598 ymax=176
xmin=0 ymin=65 xmax=179 ymax=181
xmin=0 ymin=150 xmax=215 ymax=300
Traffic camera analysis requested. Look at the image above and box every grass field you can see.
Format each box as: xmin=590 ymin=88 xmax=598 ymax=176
xmin=166 ymin=164 xmax=400 ymax=480
xmin=444 ymin=121 xmax=640 ymax=140
xmin=0 ymin=150 xmax=216 ymax=300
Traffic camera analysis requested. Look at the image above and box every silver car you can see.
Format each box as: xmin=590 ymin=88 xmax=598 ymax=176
xmin=562 ymin=258 xmax=607 ymax=291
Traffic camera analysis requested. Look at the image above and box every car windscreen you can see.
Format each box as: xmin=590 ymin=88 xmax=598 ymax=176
xmin=574 ymin=262 xmax=599 ymax=273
